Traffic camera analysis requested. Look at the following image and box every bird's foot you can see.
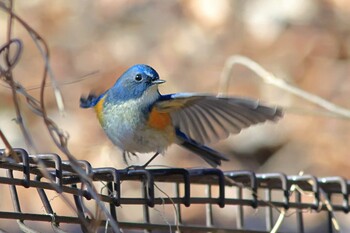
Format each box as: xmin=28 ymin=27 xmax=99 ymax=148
xmin=122 ymin=151 xmax=139 ymax=166
xmin=125 ymin=165 xmax=147 ymax=171
xmin=123 ymin=152 xmax=160 ymax=170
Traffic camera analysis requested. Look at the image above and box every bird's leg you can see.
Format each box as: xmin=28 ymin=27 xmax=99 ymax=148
xmin=142 ymin=152 xmax=160 ymax=168
xmin=122 ymin=151 xmax=129 ymax=166
xmin=125 ymin=152 xmax=159 ymax=170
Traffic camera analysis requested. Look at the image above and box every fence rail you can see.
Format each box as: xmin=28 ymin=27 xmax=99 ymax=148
xmin=0 ymin=148 xmax=348 ymax=232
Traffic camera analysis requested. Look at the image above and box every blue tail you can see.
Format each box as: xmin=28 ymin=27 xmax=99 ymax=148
xmin=176 ymin=129 xmax=229 ymax=167
xmin=80 ymin=93 xmax=105 ymax=108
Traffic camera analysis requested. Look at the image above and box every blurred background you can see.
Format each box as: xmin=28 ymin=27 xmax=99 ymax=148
xmin=1 ymin=0 xmax=350 ymax=232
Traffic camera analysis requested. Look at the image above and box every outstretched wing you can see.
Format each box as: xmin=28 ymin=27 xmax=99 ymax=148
xmin=154 ymin=93 xmax=283 ymax=144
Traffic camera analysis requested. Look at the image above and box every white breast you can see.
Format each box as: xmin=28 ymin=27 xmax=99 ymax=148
xmin=101 ymin=87 xmax=174 ymax=154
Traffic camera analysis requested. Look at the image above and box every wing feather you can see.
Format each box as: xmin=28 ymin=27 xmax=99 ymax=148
xmin=203 ymin=101 xmax=251 ymax=128
xmin=183 ymin=107 xmax=205 ymax=143
xmin=191 ymin=105 xmax=218 ymax=142
xmin=187 ymin=105 xmax=210 ymax=143
xmin=200 ymin=102 xmax=242 ymax=132
xmin=192 ymin=103 xmax=228 ymax=142
xmin=155 ymin=94 xmax=282 ymax=144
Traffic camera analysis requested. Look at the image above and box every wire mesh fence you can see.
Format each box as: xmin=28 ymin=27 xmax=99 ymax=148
xmin=0 ymin=148 xmax=348 ymax=232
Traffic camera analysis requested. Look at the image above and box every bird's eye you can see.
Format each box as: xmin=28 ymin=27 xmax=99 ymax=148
xmin=135 ymin=74 xmax=142 ymax=82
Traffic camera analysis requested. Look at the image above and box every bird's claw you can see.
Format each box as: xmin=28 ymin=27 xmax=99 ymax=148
xmin=125 ymin=165 xmax=147 ymax=171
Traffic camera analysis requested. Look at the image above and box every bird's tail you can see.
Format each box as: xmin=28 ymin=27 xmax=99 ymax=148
xmin=80 ymin=92 xmax=105 ymax=108
xmin=176 ymin=129 xmax=229 ymax=167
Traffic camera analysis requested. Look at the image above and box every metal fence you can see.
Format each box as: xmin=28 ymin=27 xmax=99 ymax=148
xmin=0 ymin=148 xmax=348 ymax=232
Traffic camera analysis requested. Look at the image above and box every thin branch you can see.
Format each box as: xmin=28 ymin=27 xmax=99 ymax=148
xmin=219 ymin=55 xmax=350 ymax=119
xmin=0 ymin=2 xmax=120 ymax=232
xmin=0 ymin=130 xmax=20 ymax=162
xmin=270 ymin=209 xmax=285 ymax=233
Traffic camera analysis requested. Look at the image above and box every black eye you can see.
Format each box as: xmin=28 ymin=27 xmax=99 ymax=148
xmin=135 ymin=74 xmax=142 ymax=82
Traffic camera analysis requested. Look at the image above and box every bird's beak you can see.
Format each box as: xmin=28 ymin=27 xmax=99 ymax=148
xmin=152 ymin=79 xmax=166 ymax=85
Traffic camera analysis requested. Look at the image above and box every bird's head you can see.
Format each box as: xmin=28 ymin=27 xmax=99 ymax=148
xmin=107 ymin=64 xmax=165 ymax=102
xmin=80 ymin=64 xmax=165 ymax=108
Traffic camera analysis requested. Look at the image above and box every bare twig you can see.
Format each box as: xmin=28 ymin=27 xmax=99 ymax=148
xmin=0 ymin=33 xmax=37 ymax=153
xmin=270 ymin=209 xmax=285 ymax=233
xmin=319 ymin=188 xmax=340 ymax=231
xmin=0 ymin=2 xmax=120 ymax=232
xmin=0 ymin=130 xmax=20 ymax=162
xmin=219 ymin=55 xmax=350 ymax=119
xmin=154 ymin=183 xmax=180 ymax=233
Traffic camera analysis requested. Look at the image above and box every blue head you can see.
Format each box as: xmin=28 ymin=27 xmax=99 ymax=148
xmin=109 ymin=64 xmax=164 ymax=101
xmin=80 ymin=64 xmax=165 ymax=108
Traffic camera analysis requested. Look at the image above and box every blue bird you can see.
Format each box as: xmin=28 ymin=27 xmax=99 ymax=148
xmin=80 ymin=64 xmax=282 ymax=167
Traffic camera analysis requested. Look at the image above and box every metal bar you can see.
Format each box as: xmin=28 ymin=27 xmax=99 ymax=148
xmin=7 ymin=170 xmax=21 ymax=213
xmin=72 ymin=184 xmax=89 ymax=233
xmin=7 ymin=169 xmax=37 ymax=232
xmin=236 ymin=187 xmax=244 ymax=229
xmin=143 ymin=181 xmax=151 ymax=233
xmin=1 ymin=150 xmax=350 ymax=194
xmin=1 ymin=148 xmax=350 ymax=233
xmin=0 ymin=172 xmax=348 ymax=211
xmin=35 ymin=175 xmax=55 ymax=215
xmin=206 ymin=184 xmax=213 ymax=227
xmin=35 ymin=153 xmax=63 ymax=187
xmin=265 ymin=188 xmax=273 ymax=231
xmin=295 ymin=191 xmax=304 ymax=233
xmin=174 ymin=182 xmax=182 ymax=224
xmin=0 ymin=176 xmax=90 ymax=199
xmin=107 ymin=182 xmax=117 ymax=221
xmin=0 ymin=211 xmax=267 ymax=233
xmin=0 ymin=211 xmax=85 ymax=223
xmin=327 ymin=193 xmax=333 ymax=233
xmin=118 ymin=222 xmax=266 ymax=233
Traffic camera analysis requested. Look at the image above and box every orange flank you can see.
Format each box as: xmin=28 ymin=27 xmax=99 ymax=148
xmin=94 ymin=95 xmax=106 ymax=125
xmin=148 ymin=108 xmax=171 ymax=130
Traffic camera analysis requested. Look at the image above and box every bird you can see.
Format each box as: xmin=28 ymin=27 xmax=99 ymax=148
xmin=80 ymin=64 xmax=283 ymax=168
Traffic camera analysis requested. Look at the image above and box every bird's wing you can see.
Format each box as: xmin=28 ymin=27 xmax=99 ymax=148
xmin=154 ymin=93 xmax=283 ymax=144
